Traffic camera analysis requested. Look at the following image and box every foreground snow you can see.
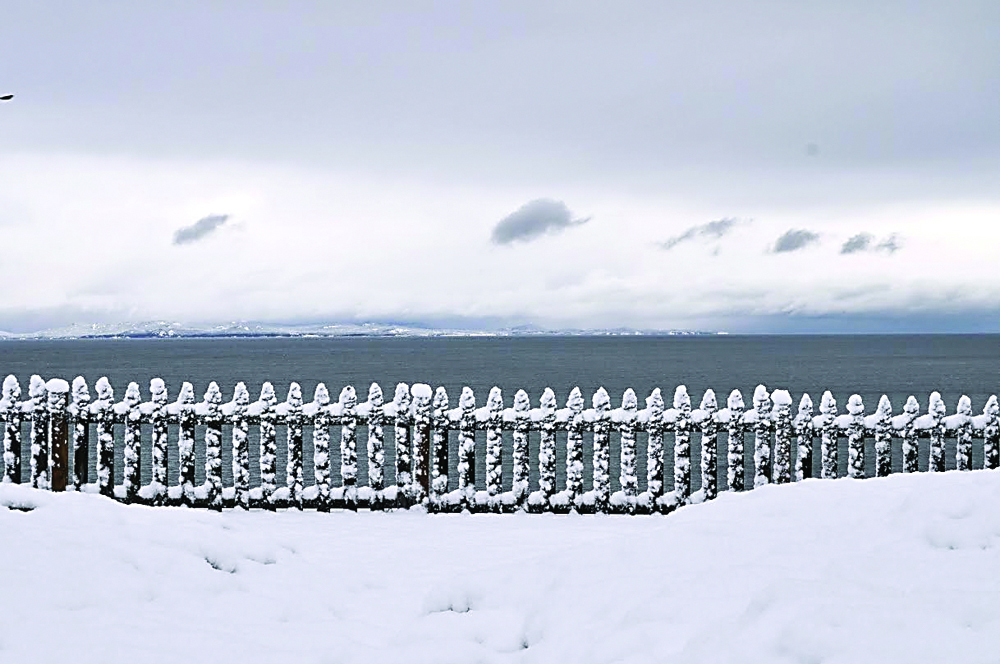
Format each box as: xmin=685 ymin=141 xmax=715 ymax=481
xmin=3 ymin=473 xmax=1000 ymax=663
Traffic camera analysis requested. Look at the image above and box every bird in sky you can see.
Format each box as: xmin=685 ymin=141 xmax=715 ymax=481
xmin=0 ymin=94 xmax=13 ymax=101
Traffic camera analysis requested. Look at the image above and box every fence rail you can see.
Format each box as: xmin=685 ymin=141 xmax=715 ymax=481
xmin=1 ymin=374 xmax=998 ymax=513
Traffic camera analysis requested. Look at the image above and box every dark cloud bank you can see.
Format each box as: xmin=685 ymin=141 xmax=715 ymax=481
xmin=659 ymin=218 xmax=739 ymax=251
xmin=491 ymin=199 xmax=590 ymax=245
xmin=173 ymin=214 xmax=229 ymax=245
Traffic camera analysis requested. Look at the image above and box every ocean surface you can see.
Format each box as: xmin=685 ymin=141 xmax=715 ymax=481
xmin=1 ymin=335 xmax=998 ymax=492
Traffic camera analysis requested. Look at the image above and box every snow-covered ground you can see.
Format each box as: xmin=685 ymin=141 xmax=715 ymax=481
xmin=3 ymin=472 xmax=1000 ymax=663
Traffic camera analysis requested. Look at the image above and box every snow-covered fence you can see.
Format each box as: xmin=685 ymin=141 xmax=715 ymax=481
xmin=2 ymin=374 xmax=999 ymax=515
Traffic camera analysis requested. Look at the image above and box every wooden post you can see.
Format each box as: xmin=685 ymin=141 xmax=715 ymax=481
xmin=846 ymin=394 xmax=865 ymax=479
xmin=900 ymin=396 xmax=920 ymax=473
xmin=46 ymin=379 xmax=70 ymax=491
xmin=751 ymin=385 xmax=772 ymax=488
xmin=456 ymin=386 xmax=476 ymax=508
xmin=873 ymin=395 xmax=893 ymax=477
xmin=819 ymin=391 xmax=838 ymax=479
xmin=310 ymin=383 xmax=331 ymax=511
xmin=2 ymin=375 xmax=23 ymax=483
xmin=954 ymin=395 xmax=973 ymax=471
xmin=794 ymin=394 xmax=814 ymax=481
xmin=148 ymin=378 xmax=169 ymax=505
xmin=565 ymin=387 xmax=586 ymax=501
xmin=928 ymin=391 xmax=946 ymax=472
xmin=339 ymin=385 xmax=359 ymax=511
xmin=29 ymin=375 xmax=49 ymax=489
xmin=392 ymin=383 xmax=412 ymax=508
xmin=484 ymin=386 xmax=504 ymax=512
xmin=120 ymin=382 xmax=142 ymax=502
xmin=69 ymin=377 xmax=90 ymax=489
xmin=230 ymin=382 xmax=251 ymax=509
xmin=174 ymin=382 xmax=197 ymax=505
xmin=256 ymin=382 xmax=278 ymax=510
xmin=92 ymin=377 xmax=115 ymax=497
xmin=673 ymin=385 xmax=693 ymax=504
xmin=528 ymin=387 xmax=557 ymax=512
xmin=511 ymin=389 xmax=531 ymax=510
xmin=614 ymin=388 xmax=638 ymax=512
xmin=771 ymin=390 xmax=792 ymax=484
xmin=284 ymin=383 xmax=304 ymax=510
xmin=431 ymin=386 xmax=450 ymax=510
xmin=590 ymin=387 xmax=611 ymax=513
xmin=644 ymin=388 xmax=665 ymax=508
xmin=202 ymin=382 xmax=224 ymax=511
xmin=410 ymin=383 xmax=432 ymax=506
xmin=983 ymin=396 xmax=999 ymax=470
xmin=365 ymin=383 xmax=386 ymax=511
xmin=726 ymin=390 xmax=745 ymax=491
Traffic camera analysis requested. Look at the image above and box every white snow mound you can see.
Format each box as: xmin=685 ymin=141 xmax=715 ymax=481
xmin=3 ymin=472 xmax=1000 ymax=663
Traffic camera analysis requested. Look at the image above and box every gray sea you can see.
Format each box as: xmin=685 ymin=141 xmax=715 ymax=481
xmin=2 ymin=335 xmax=998 ymax=493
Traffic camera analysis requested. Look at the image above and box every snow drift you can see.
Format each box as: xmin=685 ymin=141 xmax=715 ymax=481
xmin=2 ymin=471 xmax=1000 ymax=663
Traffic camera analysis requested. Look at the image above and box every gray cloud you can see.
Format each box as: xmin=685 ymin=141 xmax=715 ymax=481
xmin=840 ymin=233 xmax=874 ymax=254
xmin=840 ymin=232 xmax=902 ymax=254
xmin=172 ymin=214 xmax=229 ymax=245
xmin=491 ymin=199 xmax=590 ymax=245
xmin=772 ymin=229 xmax=820 ymax=253
xmin=659 ymin=217 xmax=739 ymax=251
xmin=876 ymin=234 xmax=902 ymax=254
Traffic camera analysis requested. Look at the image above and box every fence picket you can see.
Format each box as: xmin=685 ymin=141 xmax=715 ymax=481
xmin=70 ymin=377 xmax=90 ymax=489
xmin=2 ymin=375 xmax=23 ymax=484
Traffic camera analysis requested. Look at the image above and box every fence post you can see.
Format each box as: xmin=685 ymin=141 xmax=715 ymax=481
xmin=820 ymin=391 xmax=838 ymax=479
xmin=590 ymin=387 xmax=611 ymax=513
xmin=955 ymin=395 xmax=973 ymax=471
xmin=430 ymin=386 xmax=450 ymax=510
xmin=202 ymin=382 xmax=223 ymax=511
xmin=283 ymin=383 xmax=304 ymax=510
xmin=873 ymin=395 xmax=892 ymax=477
xmin=148 ymin=378 xmax=169 ymax=505
xmin=528 ymin=387 xmax=557 ymax=512
xmin=29 ymin=375 xmax=49 ymax=490
xmin=230 ymin=382 xmax=251 ymax=509
xmin=365 ymin=383 xmax=386 ymax=511
xmin=310 ymin=383 xmax=331 ymax=511
xmin=614 ymin=388 xmax=638 ymax=512
xmin=565 ymin=387 xmax=586 ymax=504
xmin=726 ymin=390 xmax=745 ymax=491
xmin=120 ymin=382 xmax=142 ymax=502
xmin=46 ymin=379 xmax=70 ymax=491
xmin=392 ymin=383 xmax=412 ymax=508
xmin=771 ymin=390 xmax=792 ymax=484
xmin=456 ymin=386 xmax=476 ymax=509
xmin=174 ymin=382 xmax=197 ymax=506
xmin=696 ymin=389 xmax=719 ymax=500
xmin=511 ymin=389 xmax=531 ymax=510
xmin=928 ymin=391 xmax=946 ymax=472
xmin=900 ymin=396 xmax=920 ymax=473
xmin=410 ymin=384 xmax=432 ymax=507
xmin=256 ymin=382 xmax=278 ymax=510
xmin=639 ymin=388 xmax=664 ymax=511
xmin=2 ymin=375 xmax=23 ymax=483
xmin=485 ymin=386 xmax=504 ymax=512
xmin=673 ymin=386 xmax=692 ymax=504
xmin=794 ymin=394 xmax=814 ymax=480
xmin=70 ymin=377 xmax=90 ymax=489
xmin=92 ymin=378 xmax=114 ymax=497
xmin=847 ymin=394 xmax=865 ymax=479
xmin=752 ymin=385 xmax=772 ymax=488
xmin=339 ymin=385 xmax=359 ymax=511
xmin=983 ymin=395 xmax=999 ymax=470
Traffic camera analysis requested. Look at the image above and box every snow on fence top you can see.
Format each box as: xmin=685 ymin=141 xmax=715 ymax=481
xmin=1 ymin=374 xmax=999 ymax=514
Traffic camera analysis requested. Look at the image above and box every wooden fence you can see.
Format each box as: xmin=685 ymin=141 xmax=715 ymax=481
xmin=1 ymin=375 xmax=998 ymax=513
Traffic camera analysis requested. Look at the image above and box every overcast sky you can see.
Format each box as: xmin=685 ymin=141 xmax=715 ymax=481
xmin=1 ymin=1 xmax=998 ymax=333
